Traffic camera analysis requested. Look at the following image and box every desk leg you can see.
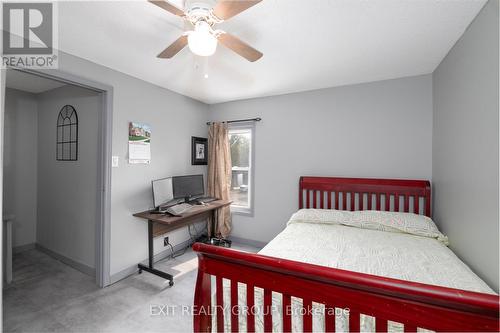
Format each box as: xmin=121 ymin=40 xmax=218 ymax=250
xmin=148 ymin=219 xmax=153 ymax=268
xmin=137 ymin=220 xmax=174 ymax=287
xmin=209 ymin=208 xmax=219 ymax=240
xmin=214 ymin=208 xmax=219 ymax=238
xmin=211 ymin=209 xmax=215 ymax=239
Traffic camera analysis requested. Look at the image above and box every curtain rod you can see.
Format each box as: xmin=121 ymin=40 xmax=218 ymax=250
xmin=206 ymin=117 xmax=262 ymax=125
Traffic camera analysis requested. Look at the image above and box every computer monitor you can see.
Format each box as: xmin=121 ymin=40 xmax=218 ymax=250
xmin=152 ymin=177 xmax=173 ymax=208
xmin=172 ymin=174 xmax=204 ymax=201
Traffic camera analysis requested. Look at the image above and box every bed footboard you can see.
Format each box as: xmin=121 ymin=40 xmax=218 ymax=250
xmin=192 ymin=243 xmax=499 ymax=333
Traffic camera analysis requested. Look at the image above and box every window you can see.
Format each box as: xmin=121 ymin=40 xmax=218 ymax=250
xmin=56 ymin=105 xmax=78 ymax=161
xmin=229 ymin=125 xmax=254 ymax=214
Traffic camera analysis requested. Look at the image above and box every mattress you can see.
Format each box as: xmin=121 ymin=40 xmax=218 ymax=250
xmin=216 ymin=209 xmax=495 ymax=332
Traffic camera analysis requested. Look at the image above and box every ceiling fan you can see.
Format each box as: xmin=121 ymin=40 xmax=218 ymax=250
xmin=149 ymin=0 xmax=263 ymax=62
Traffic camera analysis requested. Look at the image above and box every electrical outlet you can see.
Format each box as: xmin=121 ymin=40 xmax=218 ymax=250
xmin=164 ymin=237 xmax=169 ymax=247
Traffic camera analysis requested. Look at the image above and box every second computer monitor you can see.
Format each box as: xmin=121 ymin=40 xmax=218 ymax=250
xmin=172 ymin=174 xmax=204 ymax=200
xmin=152 ymin=177 xmax=173 ymax=208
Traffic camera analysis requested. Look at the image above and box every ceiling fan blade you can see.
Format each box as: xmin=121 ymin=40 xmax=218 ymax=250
xmin=218 ymin=32 xmax=263 ymax=62
xmin=148 ymin=0 xmax=185 ymax=17
xmin=212 ymin=0 xmax=262 ymax=20
xmin=157 ymin=35 xmax=188 ymax=58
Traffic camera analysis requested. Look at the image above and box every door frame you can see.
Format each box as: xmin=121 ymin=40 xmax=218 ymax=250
xmin=5 ymin=67 xmax=113 ymax=287
xmin=1 ymin=68 xmax=6 ymax=326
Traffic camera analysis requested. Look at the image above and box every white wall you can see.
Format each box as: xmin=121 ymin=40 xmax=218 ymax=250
xmin=43 ymin=51 xmax=209 ymax=277
xmin=209 ymin=75 xmax=433 ymax=243
xmin=36 ymin=85 xmax=101 ymax=269
xmin=3 ymin=89 xmax=38 ymax=247
xmin=432 ymin=0 xmax=499 ymax=291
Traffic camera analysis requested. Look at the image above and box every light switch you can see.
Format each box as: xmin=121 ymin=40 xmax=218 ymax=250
xmin=112 ymin=156 xmax=119 ymax=168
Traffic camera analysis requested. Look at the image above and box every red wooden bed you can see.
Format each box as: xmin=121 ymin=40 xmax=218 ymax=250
xmin=193 ymin=176 xmax=499 ymax=332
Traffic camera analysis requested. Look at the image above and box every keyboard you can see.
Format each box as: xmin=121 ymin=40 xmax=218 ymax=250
xmin=166 ymin=203 xmax=193 ymax=216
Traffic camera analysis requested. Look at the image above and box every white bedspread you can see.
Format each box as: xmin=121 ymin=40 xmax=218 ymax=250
xmin=217 ymin=210 xmax=495 ymax=332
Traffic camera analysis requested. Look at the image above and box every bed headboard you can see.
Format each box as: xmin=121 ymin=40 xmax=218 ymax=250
xmin=299 ymin=176 xmax=432 ymax=217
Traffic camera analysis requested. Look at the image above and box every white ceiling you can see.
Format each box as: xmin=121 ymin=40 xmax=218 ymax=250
xmin=57 ymin=0 xmax=486 ymax=104
xmin=6 ymin=70 xmax=67 ymax=93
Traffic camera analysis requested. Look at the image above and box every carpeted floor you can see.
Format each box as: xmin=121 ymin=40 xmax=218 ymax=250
xmin=3 ymin=243 xmax=259 ymax=332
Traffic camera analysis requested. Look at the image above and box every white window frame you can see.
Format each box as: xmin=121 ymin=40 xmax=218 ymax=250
xmin=228 ymin=123 xmax=255 ymax=216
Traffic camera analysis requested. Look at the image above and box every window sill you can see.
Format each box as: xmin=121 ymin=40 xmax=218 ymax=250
xmin=230 ymin=206 xmax=254 ymax=217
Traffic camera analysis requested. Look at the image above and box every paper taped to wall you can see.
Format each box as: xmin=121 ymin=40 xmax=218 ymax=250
xmin=128 ymin=122 xmax=151 ymax=164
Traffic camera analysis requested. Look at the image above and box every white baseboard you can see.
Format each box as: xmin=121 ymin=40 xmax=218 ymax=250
xmin=228 ymin=236 xmax=266 ymax=249
xmin=35 ymin=244 xmax=96 ymax=277
xmin=99 ymin=232 xmax=265 ymax=286
xmin=109 ymin=237 xmax=194 ymax=285
xmin=13 ymin=243 xmax=35 ymax=254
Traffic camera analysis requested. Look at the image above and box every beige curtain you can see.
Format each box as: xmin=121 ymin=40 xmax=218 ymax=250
xmin=207 ymin=122 xmax=232 ymax=238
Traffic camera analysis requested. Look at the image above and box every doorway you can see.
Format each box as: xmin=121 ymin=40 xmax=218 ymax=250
xmin=1 ymin=68 xmax=112 ymax=288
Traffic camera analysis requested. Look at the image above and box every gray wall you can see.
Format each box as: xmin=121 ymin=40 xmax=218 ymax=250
xmin=209 ymin=75 xmax=433 ymax=243
xmin=37 ymin=85 xmax=101 ymax=269
xmin=3 ymin=89 xmax=38 ymax=247
xmin=432 ymin=0 xmax=499 ymax=291
xmin=49 ymin=52 xmax=208 ymax=276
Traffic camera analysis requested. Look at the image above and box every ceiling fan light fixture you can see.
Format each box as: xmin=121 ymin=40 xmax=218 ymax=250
xmin=151 ymin=0 xmax=263 ymax=61
xmin=188 ymin=21 xmax=217 ymax=57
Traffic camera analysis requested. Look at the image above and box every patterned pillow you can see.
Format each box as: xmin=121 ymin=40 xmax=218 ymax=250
xmin=288 ymin=209 xmax=449 ymax=245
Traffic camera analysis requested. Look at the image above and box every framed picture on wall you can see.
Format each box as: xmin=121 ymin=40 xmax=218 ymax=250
xmin=192 ymin=137 xmax=208 ymax=165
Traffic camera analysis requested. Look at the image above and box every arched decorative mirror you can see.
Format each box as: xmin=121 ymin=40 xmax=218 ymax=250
xmin=56 ymin=105 xmax=78 ymax=161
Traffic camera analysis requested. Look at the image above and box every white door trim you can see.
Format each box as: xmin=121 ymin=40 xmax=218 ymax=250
xmin=6 ymin=67 xmax=113 ymax=287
